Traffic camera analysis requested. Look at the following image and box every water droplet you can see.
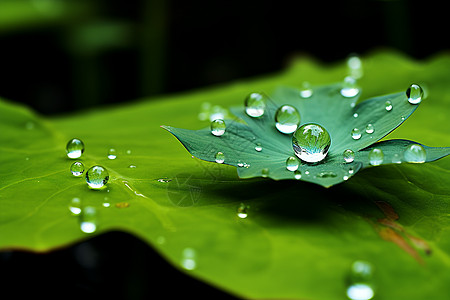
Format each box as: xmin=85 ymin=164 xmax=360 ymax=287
xmin=315 ymin=171 xmax=337 ymax=178
xmin=275 ymin=105 xmax=301 ymax=134
xmin=85 ymin=165 xmax=109 ymax=189
xmin=128 ymin=164 xmax=137 ymax=168
xmin=237 ymin=203 xmax=249 ymax=219
xmin=353 ymin=113 xmax=359 ymax=118
xmin=157 ymin=178 xmax=172 ymax=183
xmin=102 ymin=199 xmax=111 ymax=208
xmin=385 ymin=100 xmax=393 ymax=111
xmin=69 ymin=197 xmax=82 ymax=215
xmin=181 ymin=248 xmax=196 ymax=270
xmin=346 ymin=260 xmax=375 ymax=300
xmin=392 ymin=153 xmax=402 ymax=164
xmin=365 ymin=124 xmax=374 ymax=134
xmin=261 ymin=168 xmax=269 ymax=177
xmin=299 ymin=81 xmax=313 ymax=98
xmin=79 ymin=206 xmax=97 ymax=234
xmin=304 ymin=170 xmax=310 ymax=175
xmin=245 ymin=92 xmax=266 ymax=117
xmin=340 ymin=76 xmax=360 ymax=98
xmin=215 ymin=151 xmax=225 ymax=164
xmin=351 ymin=128 xmax=362 ymax=140
xmin=66 ymin=138 xmax=85 ymax=159
xmin=286 ymin=156 xmax=299 ymax=172
xmin=406 ymin=83 xmax=423 ymax=105
xmin=108 ymin=148 xmax=117 ymax=159
xmin=210 ymin=119 xmax=226 ymax=136
xmin=292 ymin=123 xmax=331 ymax=163
xmin=368 ymin=148 xmax=384 ymax=166
xmin=404 ymin=144 xmax=426 ymax=163
xmin=348 ymin=167 xmax=355 ymax=174
xmin=70 ymin=161 xmax=85 ymax=177
xmin=343 ymin=149 xmax=355 ymax=163
xmin=294 ymin=170 xmax=302 ymax=179
xmin=347 ymin=54 xmax=363 ymax=79
xmin=255 ymin=143 xmax=263 ymax=152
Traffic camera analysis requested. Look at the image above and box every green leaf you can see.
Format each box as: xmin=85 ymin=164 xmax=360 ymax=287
xmin=2 ymin=50 xmax=450 ymax=299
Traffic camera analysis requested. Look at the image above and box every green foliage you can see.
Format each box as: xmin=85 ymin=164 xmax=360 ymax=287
xmin=1 ymin=51 xmax=450 ymax=299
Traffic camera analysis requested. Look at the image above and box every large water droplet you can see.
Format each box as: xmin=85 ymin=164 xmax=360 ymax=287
xmin=292 ymin=123 xmax=331 ymax=163
xmin=245 ymin=92 xmax=266 ymax=117
xmin=215 ymin=151 xmax=225 ymax=163
xmin=404 ymin=144 xmax=426 ymax=163
xmin=108 ymin=148 xmax=117 ymax=159
xmin=85 ymin=165 xmax=109 ymax=189
xmin=210 ymin=119 xmax=226 ymax=136
xmin=368 ymin=148 xmax=384 ymax=166
xmin=340 ymin=76 xmax=360 ymax=98
xmin=66 ymin=138 xmax=85 ymax=159
xmin=365 ymin=124 xmax=374 ymax=134
xmin=181 ymin=248 xmax=197 ymax=270
xmin=346 ymin=260 xmax=375 ymax=300
xmin=275 ymin=105 xmax=301 ymax=134
xmin=286 ymin=156 xmax=300 ymax=171
xmin=351 ymin=128 xmax=362 ymax=140
xmin=343 ymin=149 xmax=355 ymax=163
xmin=69 ymin=197 xmax=82 ymax=215
xmin=299 ymin=81 xmax=313 ymax=98
xmin=79 ymin=206 xmax=97 ymax=234
xmin=406 ymin=83 xmax=423 ymax=105
xmin=385 ymin=100 xmax=393 ymax=111
xmin=237 ymin=203 xmax=249 ymax=219
xmin=70 ymin=161 xmax=85 ymax=177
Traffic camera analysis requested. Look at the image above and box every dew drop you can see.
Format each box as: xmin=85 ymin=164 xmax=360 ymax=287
xmin=107 ymin=148 xmax=117 ymax=159
xmin=294 ymin=170 xmax=302 ymax=180
xmin=157 ymin=178 xmax=172 ymax=183
xmin=292 ymin=123 xmax=331 ymax=163
xmin=66 ymin=138 xmax=85 ymax=159
xmin=261 ymin=168 xmax=269 ymax=178
xmin=128 ymin=164 xmax=137 ymax=168
xmin=299 ymin=81 xmax=313 ymax=98
xmin=351 ymin=128 xmax=362 ymax=140
xmin=255 ymin=143 xmax=263 ymax=152
xmin=353 ymin=113 xmax=359 ymax=118
xmin=406 ymin=83 xmax=423 ymax=105
xmin=69 ymin=197 xmax=82 ymax=215
xmin=347 ymin=54 xmax=363 ymax=79
xmin=340 ymin=76 xmax=360 ymax=98
xmin=286 ymin=156 xmax=299 ymax=172
xmin=348 ymin=167 xmax=354 ymax=174
xmin=368 ymin=148 xmax=384 ymax=166
xmin=210 ymin=119 xmax=226 ymax=136
xmin=79 ymin=206 xmax=97 ymax=234
xmin=237 ymin=203 xmax=249 ymax=219
xmin=70 ymin=161 xmax=85 ymax=177
xmin=85 ymin=165 xmax=109 ymax=189
xmin=215 ymin=151 xmax=225 ymax=164
xmin=343 ymin=149 xmax=355 ymax=163
xmin=126 ymin=149 xmax=132 ymax=155
xmin=404 ymin=144 xmax=426 ymax=163
xmin=245 ymin=92 xmax=266 ymax=117
xmin=275 ymin=105 xmax=301 ymax=134
xmin=346 ymin=260 xmax=375 ymax=300
xmin=315 ymin=171 xmax=337 ymax=178
xmin=365 ymin=124 xmax=374 ymax=134
xmin=385 ymin=100 xmax=393 ymax=111
xmin=392 ymin=153 xmax=402 ymax=164
xmin=181 ymin=248 xmax=197 ymax=270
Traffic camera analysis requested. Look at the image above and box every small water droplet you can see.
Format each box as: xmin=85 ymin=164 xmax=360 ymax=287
xmin=261 ymin=168 xmax=269 ymax=177
xmin=66 ymin=138 xmax=85 ymax=159
xmin=353 ymin=113 xmax=359 ymax=118
xmin=385 ymin=100 xmax=393 ymax=111
xmin=79 ymin=206 xmax=97 ymax=234
xmin=255 ymin=143 xmax=263 ymax=152
xmin=210 ymin=119 xmax=226 ymax=136
xmin=315 ymin=171 xmax=337 ymax=178
xmin=299 ymin=81 xmax=313 ymax=98
xmin=294 ymin=170 xmax=302 ymax=179
xmin=351 ymin=128 xmax=362 ymax=140
xmin=286 ymin=156 xmax=300 ymax=172
xmin=343 ymin=175 xmax=350 ymax=181
xmin=102 ymin=198 xmax=111 ymax=207
xmin=392 ymin=153 xmax=402 ymax=164
xmin=365 ymin=124 xmax=374 ymax=134
xmin=348 ymin=167 xmax=355 ymax=174
xmin=340 ymin=76 xmax=360 ymax=98
xmin=343 ymin=149 xmax=355 ymax=163
xmin=406 ymin=83 xmax=423 ymax=105
xmin=157 ymin=178 xmax=172 ymax=183
xmin=404 ymin=144 xmax=426 ymax=163
xmin=108 ymin=148 xmax=117 ymax=159
xmin=215 ymin=151 xmax=225 ymax=164
xmin=275 ymin=105 xmax=301 ymax=134
xmin=292 ymin=123 xmax=331 ymax=163
xmin=304 ymin=170 xmax=310 ymax=175
xmin=346 ymin=260 xmax=375 ymax=300
xmin=70 ymin=161 xmax=85 ymax=177
xmin=245 ymin=92 xmax=266 ymax=117
xmin=347 ymin=54 xmax=363 ymax=79
xmin=368 ymin=148 xmax=384 ymax=166
xmin=85 ymin=165 xmax=109 ymax=189
xmin=128 ymin=164 xmax=137 ymax=168
xmin=237 ymin=203 xmax=249 ymax=219
xmin=181 ymin=248 xmax=197 ymax=270
xmin=69 ymin=197 xmax=82 ymax=215
xmin=126 ymin=149 xmax=132 ymax=155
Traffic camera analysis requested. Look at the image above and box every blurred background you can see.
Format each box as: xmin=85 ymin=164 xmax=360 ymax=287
xmin=1 ymin=0 xmax=449 ymax=298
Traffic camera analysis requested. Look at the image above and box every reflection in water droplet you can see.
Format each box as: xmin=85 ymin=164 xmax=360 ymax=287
xmin=351 ymin=128 xmax=361 ymax=140
xmin=108 ymin=148 xmax=117 ymax=160
xmin=70 ymin=161 xmax=85 ymax=177
xmin=365 ymin=124 xmax=374 ymax=134
xmin=404 ymin=144 xmax=426 ymax=163
xmin=299 ymin=81 xmax=313 ymax=98
xmin=368 ymin=148 xmax=384 ymax=166
xmin=275 ymin=105 xmax=301 ymax=134
xmin=292 ymin=123 xmax=331 ymax=163
xmin=245 ymin=92 xmax=266 ymax=117
xmin=237 ymin=203 xmax=249 ymax=219
xmin=210 ymin=119 xmax=226 ymax=136
xmin=80 ymin=206 xmax=97 ymax=233
xmin=385 ymin=100 xmax=393 ymax=111
xmin=340 ymin=76 xmax=360 ymax=98
xmin=255 ymin=143 xmax=263 ymax=152
xmin=85 ymin=165 xmax=109 ymax=189
xmin=181 ymin=248 xmax=197 ymax=270
xmin=346 ymin=260 xmax=375 ymax=300
xmin=286 ymin=156 xmax=299 ymax=172
xmin=66 ymin=138 xmax=85 ymax=159
xmin=69 ymin=197 xmax=82 ymax=215
xmin=215 ymin=152 xmax=225 ymax=164
xmin=343 ymin=149 xmax=355 ymax=163
xmin=406 ymin=83 xmax=423 ymax=105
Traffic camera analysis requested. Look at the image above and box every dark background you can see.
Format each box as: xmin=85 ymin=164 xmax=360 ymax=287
xmin=1 ymin=0 xmax=448 ymax=299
